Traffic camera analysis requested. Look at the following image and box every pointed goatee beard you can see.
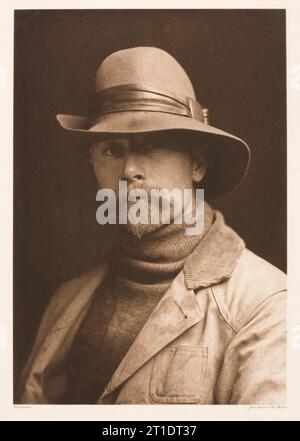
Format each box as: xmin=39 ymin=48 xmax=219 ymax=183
xmin=120 ymin=220 xmax=163 ymax=240
xmin=119 ymin=196 xmax=167 ymax=239
xmin=118 ymin=185 xmax=176 ymax=239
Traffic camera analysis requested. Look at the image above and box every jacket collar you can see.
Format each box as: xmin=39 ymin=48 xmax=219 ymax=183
xmin=183 ymin=209 xmax=245 ymax=290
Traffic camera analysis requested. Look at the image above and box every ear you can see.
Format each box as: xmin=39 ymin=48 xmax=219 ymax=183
xmin=192 ymin=151 xmax=207 ymax=183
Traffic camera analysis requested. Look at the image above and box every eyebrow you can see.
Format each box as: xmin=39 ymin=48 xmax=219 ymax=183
xmin=92 ymin=134 xmax=179 ymax=151
xmin=93 ymin=139 xmax=127 ymax=148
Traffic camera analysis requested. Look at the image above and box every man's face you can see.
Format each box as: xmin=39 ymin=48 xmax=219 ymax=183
xmin=90 ymin=132 xmax=206 ymax=237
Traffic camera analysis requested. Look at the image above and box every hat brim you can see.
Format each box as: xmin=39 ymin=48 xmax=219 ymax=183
xmin=56 ymin=111 xmax=250 ymax=199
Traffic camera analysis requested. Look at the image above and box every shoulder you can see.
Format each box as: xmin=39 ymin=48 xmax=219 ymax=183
xmin=48 ymin=248 xmax=115 ymax=309
xmin=36 ymin=258 xmax=111 ymax=340
xmin=230 ymin=248 xmax=286 ymax=292
xmin=48 ymin=265 xmax=104 ymax=311
xmin=211 ymin=248 xmax=286 ymax=333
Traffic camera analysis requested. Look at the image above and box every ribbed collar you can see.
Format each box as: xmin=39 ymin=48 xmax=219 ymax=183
xmin=114 ymin=204 xmax=245 ymax=291
xmin=117 ymin=202 xmax=214 ymax=285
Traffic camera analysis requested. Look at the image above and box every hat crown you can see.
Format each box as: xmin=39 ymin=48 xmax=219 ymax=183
xmin=57 ymin=46 xmax=250 ymax=199
xmin=94 ymin=46 xmax=196 ymax=99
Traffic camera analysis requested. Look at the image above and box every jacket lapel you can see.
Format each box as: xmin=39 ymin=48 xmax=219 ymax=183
xmin=98 ymin=269 xmax=204 ymax=402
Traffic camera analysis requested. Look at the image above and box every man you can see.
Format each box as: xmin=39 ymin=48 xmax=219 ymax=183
xmin=19 ymin=47 xmax=286 ymax=405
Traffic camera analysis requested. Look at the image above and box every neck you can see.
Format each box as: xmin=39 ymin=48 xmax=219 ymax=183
xmin=116 ymin=201 xmax=214 ymax=284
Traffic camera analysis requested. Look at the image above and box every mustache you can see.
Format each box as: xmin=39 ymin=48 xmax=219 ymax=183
xmin=127 ymin=181 xmax=158 ymax=193
xmin=117 ymin=181 xmax=179 ymax=209
xmin=118 ymin=180 xmax=160 ymax=199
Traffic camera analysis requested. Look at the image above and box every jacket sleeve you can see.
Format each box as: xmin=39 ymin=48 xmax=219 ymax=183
xmin=215 ymin=290 xmax=286 ymax=405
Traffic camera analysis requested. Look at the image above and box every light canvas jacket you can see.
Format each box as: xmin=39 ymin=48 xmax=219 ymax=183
xmin=20 ymin=211 xmax=286 ymax=405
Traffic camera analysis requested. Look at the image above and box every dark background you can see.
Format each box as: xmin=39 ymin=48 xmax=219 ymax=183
xmin=14 ymin=9 xmax=286 ymax=392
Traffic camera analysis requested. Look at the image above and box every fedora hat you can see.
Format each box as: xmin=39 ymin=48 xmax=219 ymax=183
xmin=56 ymin=46 xmax=250 ymax=199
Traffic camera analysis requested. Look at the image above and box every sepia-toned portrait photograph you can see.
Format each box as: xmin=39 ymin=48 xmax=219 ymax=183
xmin=13 ymin=9 xmax=287 ymax=406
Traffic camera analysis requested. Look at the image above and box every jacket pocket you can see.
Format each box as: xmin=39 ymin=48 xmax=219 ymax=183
xmin=149 ymin=346 xmax=208 ymax=404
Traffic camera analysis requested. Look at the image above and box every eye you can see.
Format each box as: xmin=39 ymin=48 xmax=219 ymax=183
xmin=141 ymin=137 xmax=164 ymax=153
xmin=102 ymin=143 xmax=124 ymax=158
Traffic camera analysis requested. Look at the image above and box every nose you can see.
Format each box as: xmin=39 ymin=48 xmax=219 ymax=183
xmin=122 ymin=153 xmax=145 ymax=183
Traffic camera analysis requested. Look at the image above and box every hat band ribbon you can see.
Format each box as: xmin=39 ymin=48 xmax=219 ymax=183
xmin=88 ymin=83 xmax=208 ymax=127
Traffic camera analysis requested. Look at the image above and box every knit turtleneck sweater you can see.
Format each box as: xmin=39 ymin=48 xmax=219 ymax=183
xmin=64 ymin=202 xmax=214 ymax=404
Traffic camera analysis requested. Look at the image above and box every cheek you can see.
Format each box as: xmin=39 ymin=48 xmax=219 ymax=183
xmin=92 ymin=159 xmax=124 ymax=190
xmin=147 ymin=154 xmax=193 ymax=188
